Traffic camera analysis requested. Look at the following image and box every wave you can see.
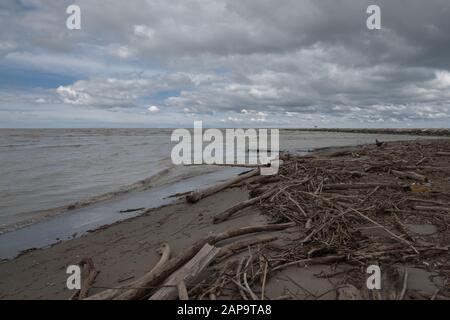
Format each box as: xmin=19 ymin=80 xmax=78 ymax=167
xmin=0 ymin=143 xmax=85 ymax=149
xmin=0 ymin=163 xmax=220 ymax=235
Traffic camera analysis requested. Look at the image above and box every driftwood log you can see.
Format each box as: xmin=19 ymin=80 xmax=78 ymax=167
xmin=149 ymin=244 xmax=221 ymax=300
xmin=86 ymin=242 xmax=171 ymax=300
xmin=213 ymin=188 xmax=278 ymax=224
xmin=186 ymin=169 xmax=260 ymax=203
xmin=70 ymin=258 xmax=99 ymax=300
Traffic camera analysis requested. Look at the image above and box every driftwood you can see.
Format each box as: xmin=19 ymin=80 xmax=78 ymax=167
xmin=322 ymin=183 xmax=406 ymax=190
xmin=405 ymin=198 xmax=445 ymax=206
xmin=86 ymin=242 xmax=171 ymax=300
xmin=391 ymin=170 xmax=428 ymax=182
xmin=232 ymin=175 xmax=281 ymax=188
xmin=71 ymin=257 xmax=99 ymax=300
xmin=186 ymin=169 xmax=260 ymax=203
xmin=188 ymin=140 xmax=450 ymax=300
xmin=215 ymin=235 xmax=278 ymax=263
xmin=176 ymin=279 xmax=189 ymax=300
xmin=260 ymin=259 xmax=269 ymax=300
xmin=410 ymin=290 xmax=450 ymax=300
xmin=185 ymin=163 xmax=269 ymax=168
xmin=414 ymin=205 xmax=450 ymax=212
xmin=85 ymin=139 xmax=450 ymax=300
xmin=398 ymin=269 xmax=409 ymax=300
xmin=436 ymin=151 xmax=450 ymax=156
xmin=154 ymin=243 xmax=172 ymax=271
xmin=119 ymin=207 xmax=145 ymax=213
xmin=235 ymin=257 xmax=248 ymax=300
xmin=337 ymin=284 xmax=362 ymax=300
xmin=149 ymin=244 xmax=221 ymax=300
xmin=350 ymin=208 xmax=419 ymax=254
xmin=213 ymin=188 xmax=278 ymax=224
xmin=272 ymin=254 xmax=347 ymax=272
xmin=242 ymin=257 xmax=258 ymax=300
xmin=88 ymin=222 xmax=293 ymax=300
xmin=214 ymin=178 xmax=312 ymax=224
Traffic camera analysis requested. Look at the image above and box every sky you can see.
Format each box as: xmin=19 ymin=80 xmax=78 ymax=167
xmin=0 ymin=0 xmax=450 ymax=128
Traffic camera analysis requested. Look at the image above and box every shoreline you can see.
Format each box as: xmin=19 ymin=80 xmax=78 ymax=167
xmin=1 ymin=128 xmax=445 ymax=239
xmin=0 ymin=140 xmax=377 ymax=261
xmin=0 ymin=134 xmax=399 ymax=260
xmin=285 ymin=128 xmax=450 ymax=137
xmin=1 ymin=138 xmax=449 ymax=299
xmin=0 ymin=166 xmax=250 ymax=261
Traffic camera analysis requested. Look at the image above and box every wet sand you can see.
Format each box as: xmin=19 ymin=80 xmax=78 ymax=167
xmin=0 ymin=187 xmax=267 ymax=299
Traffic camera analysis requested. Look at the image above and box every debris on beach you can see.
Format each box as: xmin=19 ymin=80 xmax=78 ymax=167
xmin=82 ymin=139 xmax=450 ymax=300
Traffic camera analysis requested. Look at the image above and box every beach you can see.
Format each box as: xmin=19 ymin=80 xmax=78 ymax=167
xmin=1 ymin=129 xmax=438 ymax=257
xmin=0 ymin=137 xmax=449 ymax=300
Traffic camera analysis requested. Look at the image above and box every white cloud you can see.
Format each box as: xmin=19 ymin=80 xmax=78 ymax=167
xmin=148 ymin=105 xmax=160 ymax=112
xmin=55 ymin=74 xmax=193 ymax=108
xmin=114 ymin=46 xmax=131 ymax=59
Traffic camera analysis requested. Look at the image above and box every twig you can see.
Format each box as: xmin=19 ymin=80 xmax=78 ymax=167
xmin=399 ymin=269 xmax=408 ymax=300
xmin=260 ymin=260 xmax=268 ymax=300
xmin=349 ymin=208 xmax=419 ymax=254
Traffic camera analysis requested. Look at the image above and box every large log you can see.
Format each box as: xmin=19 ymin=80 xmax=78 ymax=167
xmin=86 ymin=242 xmax=171 ymax=300
xmin=149 ymin=244 xmax=221 ymax=300
xmin=213 ymin=188 xmax=278 ymax=224
xmin=186 ymin=169 xmax=260 ymax=203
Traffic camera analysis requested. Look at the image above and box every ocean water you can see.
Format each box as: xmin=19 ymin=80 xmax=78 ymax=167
xmin=0 ymin=128 xmax=437 ymax=237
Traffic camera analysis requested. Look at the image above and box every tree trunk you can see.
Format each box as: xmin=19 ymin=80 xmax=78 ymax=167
xmin=186 ymin=169 xmax=260 ymax=203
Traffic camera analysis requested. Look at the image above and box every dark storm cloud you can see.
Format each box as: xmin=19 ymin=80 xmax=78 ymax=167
xmin=0 ymin=0 xmax=450 ymax=127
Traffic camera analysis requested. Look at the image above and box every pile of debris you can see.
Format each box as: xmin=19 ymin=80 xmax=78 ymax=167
xmin=77 ymin=139 xmax=450 ymax=300
xmin=195 ymin=139 xmax=450 ymax=300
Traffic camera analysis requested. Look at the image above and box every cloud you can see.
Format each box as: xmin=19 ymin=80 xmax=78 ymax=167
xmin=1 ymin=0 xmax=450 ymax=127
xmin=0 ymin=41 xmax=17 ymax=55
xmin=55 ymin=73 xmax=193 ymax=108
xmin=148 ymin=105 xmax=159 ymax=112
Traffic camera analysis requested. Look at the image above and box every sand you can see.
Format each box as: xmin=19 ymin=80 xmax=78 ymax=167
xmin=0 ymin=187 xmax=266 ymax=299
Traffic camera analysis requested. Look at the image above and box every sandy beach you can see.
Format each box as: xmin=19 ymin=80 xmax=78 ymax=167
xmin=1 ymin=138 xmax=449 ymax=300
xmin=0 ymin=186 xmax=266 ymax=299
